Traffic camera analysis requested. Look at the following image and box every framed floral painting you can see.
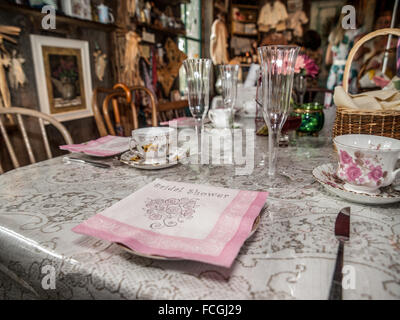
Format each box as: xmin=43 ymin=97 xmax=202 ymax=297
xmin=30 ymin=35 xmax=93 ymax=122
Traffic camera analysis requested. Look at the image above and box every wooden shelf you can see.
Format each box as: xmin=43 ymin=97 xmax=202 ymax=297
xmin=135 ymin=21 xmax=186 ymax=37
xmin=0 ymin=2 xmax=119 ymax=32
xmin=232 ymin=32 xmax=258 ymax=38
xmin=232 ymin=19 xmax=257 ymax=24
xmin=231 ymin=4 xmax=259 ymax=9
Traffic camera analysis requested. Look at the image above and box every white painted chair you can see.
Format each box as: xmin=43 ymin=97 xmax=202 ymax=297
xmin=0 ymin=107 xmax=73 ymax=173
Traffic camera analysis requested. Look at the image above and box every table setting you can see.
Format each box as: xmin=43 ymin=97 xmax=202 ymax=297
xmin=0 ymin=46 xmax=399 ymax=300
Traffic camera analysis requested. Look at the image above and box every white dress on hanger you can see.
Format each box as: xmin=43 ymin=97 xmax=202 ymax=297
xmin=210 ymin=18 xmax=229 ymax=65
xmin=257 ymin=1 xmax=288 ymax=33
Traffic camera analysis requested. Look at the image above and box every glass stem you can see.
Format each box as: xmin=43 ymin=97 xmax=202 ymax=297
xmin=195 ymin=118 xmax=202 ymax=162
xmin=268 ymin=128 xmax=280 ymax=176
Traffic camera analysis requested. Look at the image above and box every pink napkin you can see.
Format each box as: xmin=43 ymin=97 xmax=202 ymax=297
xmin=60 ymin=135 xmax=130 ymax=157
xmin=73 ymin=179 xmax=268 ymax=267
xmin=160 ymin=117 xmax=196 ymax=127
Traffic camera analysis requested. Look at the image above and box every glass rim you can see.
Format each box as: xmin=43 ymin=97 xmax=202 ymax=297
xmin=183 ymin=58 xmax=212 ymax=63
xmin=218 ymin=64 xmax=240 ymax=69
xmin=257 ymin=45 xmax=300 ymax=50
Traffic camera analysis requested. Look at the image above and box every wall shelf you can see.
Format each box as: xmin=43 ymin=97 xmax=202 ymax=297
xmin=0 ymin=2 xmax=119 ymax=32
xmin=135 ymin=21 xmax=186 ymax=37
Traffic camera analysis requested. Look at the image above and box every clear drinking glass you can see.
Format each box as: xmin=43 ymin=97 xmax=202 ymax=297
xmin=294 ymin=74 xmax=307 ymax=106
xmin=217 ymin=64 xmax=239 ymax=128
xmin=258 ymin=45 xmax=300 ymax=176
xmin=183 ymin=58 xmax=212 ymax=157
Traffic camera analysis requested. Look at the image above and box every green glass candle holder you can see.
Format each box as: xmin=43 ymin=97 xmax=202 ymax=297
xmin=294 ymin=102 xmax=325 ymax=136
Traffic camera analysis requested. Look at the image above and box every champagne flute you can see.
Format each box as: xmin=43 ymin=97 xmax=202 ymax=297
xmin=183 ymin=59 xmax=212 ymax=160
xmin=218 ymin=64 xmax=239 ymax=128
xmin=258 ymin=45 xmax=300 ymax=176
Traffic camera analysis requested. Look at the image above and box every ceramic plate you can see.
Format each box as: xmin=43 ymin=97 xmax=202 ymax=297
xmin=313 ymin=163 xmax=400 ymax=205
xmin=117 ymin=215 xmax=262 ymax=261
xmin=120 ymin=148 xmax=189 ymax=170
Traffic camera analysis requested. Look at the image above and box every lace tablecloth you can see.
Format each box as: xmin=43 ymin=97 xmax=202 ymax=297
xmin=0 ymin=120 xmax=399 ymax=300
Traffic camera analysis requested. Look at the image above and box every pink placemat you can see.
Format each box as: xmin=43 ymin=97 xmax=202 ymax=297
xmin=60 ymin=135 xmax=130 ymax=157
xmin=73 ymin=179 xmax=268 ymax=267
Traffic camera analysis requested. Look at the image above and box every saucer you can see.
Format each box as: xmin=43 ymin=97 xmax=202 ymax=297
xmin=313 ymin=163 xmax=400 ymax=205
xmin=116 ymin=215 xmax=261 ymax=260
xmin=120 ymin=148 xmax=189 ymax=170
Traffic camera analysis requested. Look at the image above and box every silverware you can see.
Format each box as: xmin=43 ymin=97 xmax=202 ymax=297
xmin=63 ymin=156 xmax=111 ymax=169
xmin=328 ymin=207 xmax=350 ymax=300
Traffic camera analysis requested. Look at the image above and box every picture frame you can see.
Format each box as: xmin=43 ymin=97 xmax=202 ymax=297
xmin=61 ymin=0 xmax=92 ymax=20
xmin=30 ymin=35 xmax=93 ymax=122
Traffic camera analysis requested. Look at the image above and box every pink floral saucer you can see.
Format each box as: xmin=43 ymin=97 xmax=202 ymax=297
xmin=313 ymin=163 xmax=400 ymax=205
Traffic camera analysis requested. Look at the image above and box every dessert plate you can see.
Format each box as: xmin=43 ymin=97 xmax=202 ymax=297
xmin=117 ymin=215 xmax=261 ymax=261
xmin=313 ymin=163 xmax=400 ymax=205
xmin=120 ymin=147 xmax=189 ymax=170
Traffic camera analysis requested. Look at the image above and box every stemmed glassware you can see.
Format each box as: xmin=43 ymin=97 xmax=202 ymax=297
xmin=294 ymin=74 xmax=307 ymax=106
xmin=258 ymin=45 xmax=300 ymax=176
xmin=215 ymin=64 xmax=239 ymax=129
xmin=183 ymin=59 xmax=212 ymax=159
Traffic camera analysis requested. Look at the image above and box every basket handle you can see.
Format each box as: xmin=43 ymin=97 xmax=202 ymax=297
xmin=342 ymin=28 xmax=400 ymax=93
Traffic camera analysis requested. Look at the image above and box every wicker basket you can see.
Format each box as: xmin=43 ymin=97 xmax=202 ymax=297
xmin=332 ymin=28 xmax=400 ymax=140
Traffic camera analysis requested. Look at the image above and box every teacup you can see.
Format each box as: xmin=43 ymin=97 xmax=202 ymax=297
xmin=130 ymin=127 xmax=177 ymax=164
xmin=333 ymin=134 xmax=400 ymax=194
xmin=208 ymin=108 xmax=233 ymax=129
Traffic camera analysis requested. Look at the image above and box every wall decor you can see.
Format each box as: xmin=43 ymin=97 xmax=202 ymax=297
xmin=8 ymin=50 xmax=26 ymax=89
xmin=61 ymin=0 xmax=92 ymax=20
xmin=30 ymin=35 xmax=93 ymax=122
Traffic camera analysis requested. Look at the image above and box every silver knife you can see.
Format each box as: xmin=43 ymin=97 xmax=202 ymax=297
xmin=328 ymin=207 xmax=350 ymax=300
xmin=63 ymin=156 xmax=111 ymax=169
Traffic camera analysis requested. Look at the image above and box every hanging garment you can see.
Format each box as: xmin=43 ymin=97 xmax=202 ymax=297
xmin=287 ymin=10 xmax=308 ymax=38
xmin=210 ymin=18 xmax=229 ymax=65
xmin=325 ymin=28 xmax=362 ymax=106
xmin=257 ymin=1 xmax=288 ymax=33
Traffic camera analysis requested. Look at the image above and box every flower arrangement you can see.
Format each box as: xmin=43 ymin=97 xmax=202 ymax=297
xmin=294 ymin=54 xmax=319 ymax=78
xmin=52 ymin=57 xmax=79 ymax=82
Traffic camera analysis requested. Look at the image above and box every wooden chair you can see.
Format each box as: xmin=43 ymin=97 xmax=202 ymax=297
xmin=0 ymin=107 xmax=73 ymax=174
xmin=92 ymin=83 xmax=157 ymax=136
xmin=157 ymin=100 xmax=189 ymax=124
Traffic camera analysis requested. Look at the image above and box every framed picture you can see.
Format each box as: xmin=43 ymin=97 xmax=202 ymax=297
xmin=28 ymin=0 xmax=58 ymax=9
xmin=61 ymin=0 xmax=92 ymax=20
xmin=30 ymin=35 xmax=93 ymax=122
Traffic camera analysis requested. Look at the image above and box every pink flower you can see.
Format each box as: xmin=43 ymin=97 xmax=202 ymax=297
xmin=294 ymin=55 xmax=305 ymax=73
xmin=294 ymin=54 xmax=319 ymax=78
xmin=346 ymin=165 xmax=362 ymax=182
xmin=368 ymin=166 xmax=383 ymax=182
xmin=340 ymin=150 xmax=353 ymax=164
xmin=303 ymin=55 xmax=319 ymax=78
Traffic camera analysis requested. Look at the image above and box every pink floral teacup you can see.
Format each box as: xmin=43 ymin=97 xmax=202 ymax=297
xmin=333 ymin=134 xmax=400 ymax=195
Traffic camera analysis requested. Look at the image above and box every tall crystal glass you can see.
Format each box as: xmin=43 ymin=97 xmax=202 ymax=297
xmin=218 ymin=64 xmax=239 ymax=128
xmin=258 ymin=45 xmax=300 ymax=176
xmin=183 ymin=59 xmax=212 ymax=157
